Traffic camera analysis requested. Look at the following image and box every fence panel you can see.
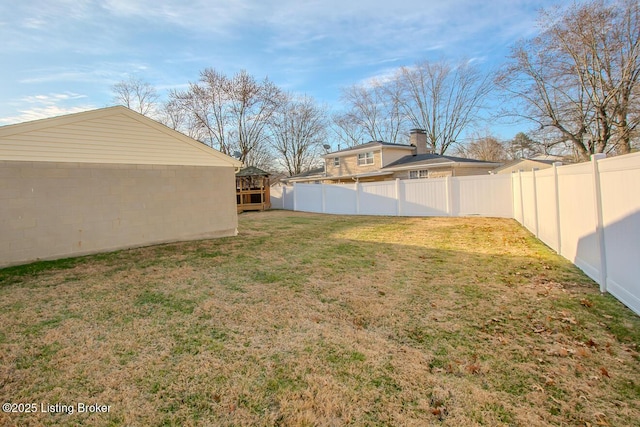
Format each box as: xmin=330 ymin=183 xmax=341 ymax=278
xmin=400 ymin=178 xmax=449 ymax=216
xmin=534 ymin=168 xmax=560 ymax=252
xmin=324 ymin=184 xmax=357 ymax=215
xmin=359 ymin=181 xmax=397 ymax=216
xmin=556 ymin=162 xmax=601 ymax=282
xmin=294 ymin=183 xmax=323 ymax=213
xmin=520 ymin=172 xmax=537 ymax=233
xmin=456 ymin=174 xmax=513 ymax=217
xmin=270 ymin=185 xmax=285 ymax=209
xmin=512 ymin=173 xmax=523 ymax=223
xmin=282 ymin=186 xmax=295 ymax=210
xmin=597 ymin=153 xmax=640 ymax=315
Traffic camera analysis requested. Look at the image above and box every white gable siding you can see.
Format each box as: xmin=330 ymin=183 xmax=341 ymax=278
xmin=0 ymin=107 xmax=240 ymax=168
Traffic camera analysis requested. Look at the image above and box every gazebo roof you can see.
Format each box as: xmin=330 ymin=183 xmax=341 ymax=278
xmin=236 ymin=166 xmax=270 ymax=177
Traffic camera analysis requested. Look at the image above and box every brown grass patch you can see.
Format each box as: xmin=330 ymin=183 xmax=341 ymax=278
xmin=0 ymin=211 xmax=638 ymax=426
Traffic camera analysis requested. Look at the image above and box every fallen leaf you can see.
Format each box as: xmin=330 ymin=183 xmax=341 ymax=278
xmin=576 ymin=347 xmax=591 ymax=358
xmin=600 ymin=367 xmax=611 ymax=378
xmin=580 ymin=299 xmax=593 ymax=308
xmin=466 ymin=364 xmax=481 ymax=374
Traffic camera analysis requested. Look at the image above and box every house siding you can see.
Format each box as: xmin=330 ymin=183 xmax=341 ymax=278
xmin=0 ymin=160 xmax=238 ymax=267
xmin=453 ymin=166 xmax=494 ymax=177
xmin=381 ymin=147 xmax=415 ymax=167
xmin=326 ymin=150 xmax=381 ymax=177
xmin=0 ymin=108 xmax=238 ymax=167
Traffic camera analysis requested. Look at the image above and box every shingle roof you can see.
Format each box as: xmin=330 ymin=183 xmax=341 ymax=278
xmin=382 ymin=153 xmax=496 ymax=169
xmin=236 ymin=166 xmax=270 ymax=177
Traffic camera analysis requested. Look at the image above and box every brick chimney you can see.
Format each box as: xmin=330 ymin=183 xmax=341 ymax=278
xmin=410 ymin=129 xmax=428 ymax=155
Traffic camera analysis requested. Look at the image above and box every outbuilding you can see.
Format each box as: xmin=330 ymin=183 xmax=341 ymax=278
xmin=0 ymin=106 xmax=242 ymax=267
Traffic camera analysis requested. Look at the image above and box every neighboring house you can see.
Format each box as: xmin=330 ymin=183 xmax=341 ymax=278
xmin=0 ymin=106 xmax=242 ymax=267
xmin=280 ymin=167 xmax=325 ymax=184
xmin=288 ymin=129 xmax=501 ymax=183
xmin=492 ymin=158 xmax=561 ymax=174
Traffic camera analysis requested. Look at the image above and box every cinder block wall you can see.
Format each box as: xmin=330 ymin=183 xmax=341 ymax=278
xmin=0 ymin=161 xmax=238 ymax=267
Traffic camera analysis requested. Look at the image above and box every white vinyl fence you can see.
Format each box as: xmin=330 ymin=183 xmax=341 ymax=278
xmin=514 ymin=153 xmax=640 ymax=316
xmin=279 ymin=175 xmax=514 ymax=218
xmin=272 ymin=152 xmax=640 ymax=315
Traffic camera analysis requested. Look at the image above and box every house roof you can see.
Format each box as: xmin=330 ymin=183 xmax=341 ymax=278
xmin=323 ymin=141 xmax=415 ymax=158
xmin=0 ymin=106 xmax=243 ymax=168
xmin=382 ymin=153 xmax=501 ymax=170
xmin=280 ymin=167 xmax=325 ymax=183
xmin=236 ymin=166 xmax=270 ymax=177
xmin=491 ymin=158 xmax=557 ymax=174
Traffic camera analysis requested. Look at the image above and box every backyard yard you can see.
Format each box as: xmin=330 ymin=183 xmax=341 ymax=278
xmin=0 ymin=211 xmax=638 ymax=426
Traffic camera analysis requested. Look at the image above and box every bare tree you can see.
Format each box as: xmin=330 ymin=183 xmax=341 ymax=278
xmin=158 ymin=95 xmax=207 ymax=142
xmin=111 ymin=76 xmax=159 ymax=117
xmin=269 ymin=94 xmax=328 ymax=176
xmin=395 ymin=59 xmax=493 ymax=154
xmin=497 ymin=0 xmax=640 ymax=160
xmin=334 ymin=78 xmax=405 ymax=145
xmin=170 ymin=69 xmax=284 ymax=164
xmin=170 ymin=69 xmax=234 ymax=154
xmin=243 ymin=142 xmax=276 ymax=172
xmin=454 ymin=132 xmax=507 ymax=162
xmin=330 ymin=112 xmax=368 ymax=149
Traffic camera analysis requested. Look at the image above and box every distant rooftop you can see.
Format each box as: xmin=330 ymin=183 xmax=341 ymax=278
xmin=383 ymin=153 xmax=499 ymax=169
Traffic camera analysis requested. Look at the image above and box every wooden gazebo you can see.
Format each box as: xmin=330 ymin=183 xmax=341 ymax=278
xmin=236 ymin=166 xmax=271 ymax=213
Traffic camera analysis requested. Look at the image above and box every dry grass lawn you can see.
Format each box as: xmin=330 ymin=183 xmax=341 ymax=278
xmin=0 ymin=211 xmax=639 ymax=426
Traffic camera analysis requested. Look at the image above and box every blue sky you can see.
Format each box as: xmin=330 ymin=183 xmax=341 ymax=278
xmin=0 ymin=0 xmax=568 ymax=140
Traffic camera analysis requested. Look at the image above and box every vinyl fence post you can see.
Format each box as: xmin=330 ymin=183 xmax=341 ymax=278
xmin=281 ymin=185 xmax=286 ymax=210
xmin=517 ymin=170 xmax=525 ymax=225
xmin=293 ymin=183 xmax=298 ymax=211
xmin=552 ymin=162 xmax=562 ymax=254
xmin=445 ymin=176 xmax=452 ymax=216
xmin=532 ymin=168 xmax=540 ymax=238
xmin=321 ymin=183 xmax=326 ymax=214
xmin=355 ymin=181 xmax=360 ymax=215
xmin=395 ymin=178 xmax=401 ymax=216
xmin=591 ymin=153 xmax=607 ymax=293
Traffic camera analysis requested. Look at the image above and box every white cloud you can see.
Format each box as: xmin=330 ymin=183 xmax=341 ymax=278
xmin=0 ymin=105 xmax=96 ymax=125
xmin=0 ymin=92 xmax=95 ymax=125
xmin=20 ymin=92 xmax=88 ymax=104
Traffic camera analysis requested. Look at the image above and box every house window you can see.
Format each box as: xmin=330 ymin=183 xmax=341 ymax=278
xmin=409 ymin=170 xmax=429 ymax=179
xmin=357 ymin=152 xmax=374 ymax=166
xmin=333 ymin=157 xmax=340 ymax=166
